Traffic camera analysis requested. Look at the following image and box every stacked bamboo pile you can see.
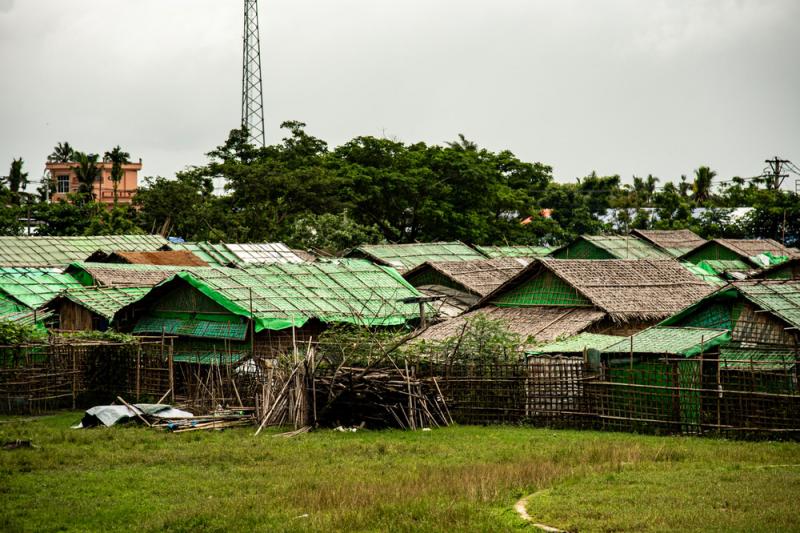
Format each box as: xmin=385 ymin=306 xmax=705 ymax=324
xmin=254 ymin=359 xmax=311 ymax=435
xmin=153 ymin=407 xmax=256 ymax=433
xmin=314 ymin=365 xmax=452 ymax=430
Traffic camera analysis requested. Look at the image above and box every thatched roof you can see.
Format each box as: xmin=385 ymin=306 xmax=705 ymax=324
xmin=482 ymin=259 xmax=715 ymax=323
xmin=88 ymin=250 xmax=208 ymax=267
xmin=684 ymin=239 xmax=798 ymax=266
xmin=717 ymin=238 xmax=796 ymax=260
xmin=630 ymin=229 xmax=706 ymax=258
xmin=404 ymin=258 xmax=527 ymax=297
xmin=415 ymin=305 xmax=606 ymax=344
xmin=66 ymin=263 xmax=188 ymax=288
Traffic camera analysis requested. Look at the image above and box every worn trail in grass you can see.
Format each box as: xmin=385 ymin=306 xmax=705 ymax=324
xmin=1 ymin=412 xmax=799 ymax=532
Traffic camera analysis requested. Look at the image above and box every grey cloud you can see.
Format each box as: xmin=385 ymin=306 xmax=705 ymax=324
xmin=0 ymin=0 xmax=798 ymax=190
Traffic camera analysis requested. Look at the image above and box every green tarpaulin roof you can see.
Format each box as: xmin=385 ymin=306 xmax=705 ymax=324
xmin=473 ymin=245 xmax=554 ymax=259
xmin=582 ymin=235 xmax=673 ymax=260
xmin=0 ymin=235 xmax=167 ymax=267
xmin=526 ymin=332 xmax=622 ymax=355
xmin=719 ymin=346 xmax=796 ymax=371
xmin=0 ymin=269 xmax=84 ymax=309
xmin=603 ymin=326 xmax=731 ymax=357
xmin=680 ymin=262 xmax=727 ymax=287
xmin=167 ymin=242 xmax=305 ymax=266
xmin=51 ymin=286 xmax=151 ymax=320
xmin=348 ymin=241 xmax=485 ymax=271
xmin=697 ymin=259 xmax=752 ymax=277
xmin=172 ymin=351 xmax=249 ymax=365
xmin=121 ymin=259 xmax=426 ymax=332
xmin=0 ymin=308 xmax=54 ymax=326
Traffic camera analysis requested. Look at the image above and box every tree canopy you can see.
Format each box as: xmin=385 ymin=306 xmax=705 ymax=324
xmin=1 ymin=125 xmax=798 ymax=248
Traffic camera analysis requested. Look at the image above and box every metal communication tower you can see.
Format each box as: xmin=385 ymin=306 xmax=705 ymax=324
xmin=242 ymin=0 xmax=265 ymax=147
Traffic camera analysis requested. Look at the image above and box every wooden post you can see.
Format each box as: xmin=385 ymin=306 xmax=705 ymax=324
xmin=629 ymin=336 xmax=634 ymax=370
xmin=419 ymin=301 xmax=426 ymax=329
xmin=716 ymin=347 xmax=722 ymax=430
xmin=71 ymin=346 xmax=77 ymax=410
xmin=135 ymin=343 xmax=141 ymax=402
xmin=249 ymin=288 xmax=255 ymax=359
xmin=168 ymin=340 xmax=175 ymax=404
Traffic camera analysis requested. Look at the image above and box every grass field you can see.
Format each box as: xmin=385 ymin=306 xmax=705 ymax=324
xmin=1 ymin=413 xmax=799 ymax=532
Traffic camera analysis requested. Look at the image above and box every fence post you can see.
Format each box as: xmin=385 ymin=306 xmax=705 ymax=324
xmin=71 ymin=346 xmax=77 ymax=410
xmin=168 ymin=340 xmax=174 ymax=404
xmin=135 ymin=342 xmax=141 ymax=402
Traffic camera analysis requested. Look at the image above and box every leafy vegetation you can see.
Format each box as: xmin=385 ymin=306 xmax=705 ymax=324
xmin=1 ymin=127 xmax=799 ymax=247
xmin=0 ymin=322 xmax=46 ymax=345
xmin=1 ymin=413 xmax=798 ymax=532
xmin=409 ymin=315 xmax=523 ymax=363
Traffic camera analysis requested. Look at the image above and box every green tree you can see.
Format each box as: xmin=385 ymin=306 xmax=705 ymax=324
xmin=692 ymin=166 xmax=716 ymax=205
xmin=103 ymin=146 xmax=131 ymax=206
xmin=48 ymin=142 xmax=75 ymax=163
xmin=71 ymin=152 xmax=101 ymax=203
xmin=3 ymin=158 xmax=29 ymax=205
xmin=286 ymin=211 xmax=382 ymax=254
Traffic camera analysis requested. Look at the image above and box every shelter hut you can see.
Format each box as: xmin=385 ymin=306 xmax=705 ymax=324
xmin=0 ymin=235 xmax=168 ymax=267
xmin=680 ymin=239 xmax=798 ymax=278
xmin=630 ymin=229 xmax=707 ymax=258
xmin=549 ymin=235 xmax=673 ymax=260
xmin=86 ymin=250 xmax=208 ymax=267
xmin=403 ymin=258 xmax=528 ymax=317
xmin=346 ymin=241 xmax=485 ymax=273
xmin=472 ymin=245 xmax=554 ymax=260
xmin=597 ymin=326 xmax=734 ymax=432
xmin=416 ymin=259 xmax=715 ymax=347
xmin=112 ymin=260 xmax=427 ymax=362
xmin=43 ymin=286 xmax=150 ymax=331
xmin=164 ymin=242 xmax=305 ymax=267
xmin=661 ymin=279 xmax=800 ymax=350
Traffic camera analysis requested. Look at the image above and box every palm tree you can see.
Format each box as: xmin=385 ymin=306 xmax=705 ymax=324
xmin=71 ymin=152 xmax=101 ymax=203
xmin=103 ymin=145 xmax=131 ymax=205
xmin=692 ymin=166 xmax=716 ymax=205
xmin=3 ymin=158 xmax=29 ymax=205
xmin=48 ymin=142 xmax=75 ymax=163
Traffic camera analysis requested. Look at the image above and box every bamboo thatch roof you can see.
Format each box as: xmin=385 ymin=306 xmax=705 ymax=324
xmin=716 ymin=239 xmax=796 ymax=260
xmin=415 ymin=305 xmax=606 ymax=344
xmin=87 ymin=250 xmax=209 ymax=267
xmin=481 ymin=259 xmax=716 ymax=323
xmin=67 ymin=263 xmax=189 ymax=288
xmin=404 ymin=258 xmax=527 ymax=297
xmin=630 ymin=229 xmax=706 ymax=257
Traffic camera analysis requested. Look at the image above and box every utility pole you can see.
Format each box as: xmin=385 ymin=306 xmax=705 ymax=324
xmin=764 ymin=156 xmax=789 ymax=190
xmin=242 ymin=0 xmax=266 ymax=147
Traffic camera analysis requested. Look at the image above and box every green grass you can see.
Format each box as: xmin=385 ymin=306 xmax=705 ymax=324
xmin=0 ymin=413 xmax=798 ymax=532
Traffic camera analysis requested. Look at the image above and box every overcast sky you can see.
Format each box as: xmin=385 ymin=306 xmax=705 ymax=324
xmin=1 ymin=0 xmax=799 ymax=191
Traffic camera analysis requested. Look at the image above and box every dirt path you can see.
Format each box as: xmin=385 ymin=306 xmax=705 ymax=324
xmin=514 ymin=492 xmax=565 ymax=532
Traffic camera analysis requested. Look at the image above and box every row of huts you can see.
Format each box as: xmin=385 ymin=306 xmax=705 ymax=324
xmin=0 ymin=231 xmax=798 ymax=376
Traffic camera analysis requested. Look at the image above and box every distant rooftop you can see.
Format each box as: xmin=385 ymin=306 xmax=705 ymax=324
xmin=0 ymin=235 xmax=168 ymax=267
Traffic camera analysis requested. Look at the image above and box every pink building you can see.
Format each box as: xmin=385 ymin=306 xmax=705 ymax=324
xmin=46 ymin=159 xmax=142 ymax=206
